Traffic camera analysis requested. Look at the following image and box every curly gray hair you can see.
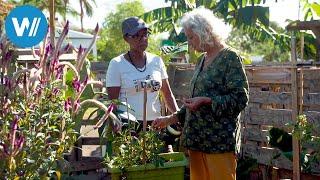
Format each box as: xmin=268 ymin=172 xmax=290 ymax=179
xmin=180 ymin=7 xmax=223 ymax=50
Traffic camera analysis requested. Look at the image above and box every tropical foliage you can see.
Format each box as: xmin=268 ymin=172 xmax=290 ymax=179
xmin=143 ymin=0 xmax=320 ymax=62
xmin=142 ymin=0 xmax=274 ymax=41
xmin=227 ymin=21 xmax=290 ymax=62
xmin=79 ymin=0 xmax=97 ymax=32
xmin=301 ymin=0 xmax=320 ymax=20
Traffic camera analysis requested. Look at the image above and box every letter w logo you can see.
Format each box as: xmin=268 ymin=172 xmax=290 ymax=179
xmin=12 ymin=17 xmax=41 ymax=37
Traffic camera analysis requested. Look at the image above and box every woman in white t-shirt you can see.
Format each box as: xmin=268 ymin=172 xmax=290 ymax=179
xmin=106 ymin=16 xmax=178 ymax=130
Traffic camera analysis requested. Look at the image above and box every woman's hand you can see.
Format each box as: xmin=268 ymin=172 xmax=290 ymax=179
xmin=182 ymin=97 xmax=211 ymax=111
xmin=152 ymin=116 xmax=172 ymax=131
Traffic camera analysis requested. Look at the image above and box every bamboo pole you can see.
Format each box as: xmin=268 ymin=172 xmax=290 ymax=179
xmin=290 ymin=32 xmax=301 ymax=180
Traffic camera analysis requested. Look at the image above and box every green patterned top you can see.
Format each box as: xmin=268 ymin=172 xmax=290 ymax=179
xmin=177 ymin=48 xmax=249 ymax=153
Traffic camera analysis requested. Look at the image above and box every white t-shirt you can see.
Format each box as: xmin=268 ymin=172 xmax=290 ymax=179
xmin=106 ymin=52 xmax=168 ymax=121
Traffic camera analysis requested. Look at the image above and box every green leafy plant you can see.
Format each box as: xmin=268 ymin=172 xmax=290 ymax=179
xmin=268 ymin=115 xmax=320 ymax=173
xmin=291 ymin=115 xmax=320 ymax=167
xmin=103 ymin=129 xmax=165 ymax=171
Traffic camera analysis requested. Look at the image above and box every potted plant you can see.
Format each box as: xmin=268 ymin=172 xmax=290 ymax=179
xmin=98 ymin=82 xmax=187 ymax=179
xmin=103 ymin=129 xmax=188 ymax=180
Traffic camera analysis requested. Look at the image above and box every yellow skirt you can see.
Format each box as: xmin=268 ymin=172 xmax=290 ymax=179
xmin=189 ymin=150 xmax=236 ymax=180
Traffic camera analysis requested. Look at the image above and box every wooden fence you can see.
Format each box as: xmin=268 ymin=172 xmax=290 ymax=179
xmin=167 ymin=63 xmax=320 ymax=177
xmin=243 ymin=66 xmax=320 ymax=178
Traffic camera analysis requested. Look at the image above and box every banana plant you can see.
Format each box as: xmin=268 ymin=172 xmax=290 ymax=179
xmin=142 ymin=0 xmax=273 ymax=42
xmin=301 ymin=0 xmax=320 ymax=20
xmin=146 ymin=0 xmax=319 ymax=60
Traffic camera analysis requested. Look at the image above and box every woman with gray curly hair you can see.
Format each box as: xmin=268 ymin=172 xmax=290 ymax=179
xmin=152 ymin=7 xmax=249 ymax=180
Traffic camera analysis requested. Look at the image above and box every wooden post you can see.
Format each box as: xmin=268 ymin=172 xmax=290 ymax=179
xmin=290 ymin=32 xmax=301 ymax=180
xmin=142 ymin=86 xmax=147 ymax=164
xmin=299 ymin=33 xmax=304 ymax=114
xmin=143 ymin=86 xmax=147 ymax=131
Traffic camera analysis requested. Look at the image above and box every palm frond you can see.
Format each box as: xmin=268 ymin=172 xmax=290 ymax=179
xmin=82 ymin=0 xmax=95 ymax=17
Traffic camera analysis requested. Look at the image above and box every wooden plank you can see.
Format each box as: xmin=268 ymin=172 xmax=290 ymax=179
xmin=305 ymin=111 xmax=320 ymax=125
xmin=303 ymin=80 xmax=320 ymax=92
xmin=286 ymin=20 xmax=320 ymax=31
xmin=243 ymin=127 xmax=268 ymax=143
xmin=246 ymin=68 xmax=291 ymax=84
xmin=243 ymin=131 xmax=319 ymax=149
xmin=171 ymin=68 xmax=194 ymax=97
xmin=244 ymin=108 xmax=320 ymax=136
xmin=305 ymin=111 xmax=320 ymax=136
xmin=246 ymin=61 xmax=320 ymax=67
xmin=306 ymin=93 xmax=320 ymax=106
xmin=245 ymin=68 xmax=320 ymax=87
xmin=69 ymin=159 xmax=103 ymax=172
xmin=243 ymin=144 xmax=320 ymax=174
xmin=246 ymin=108 xmax=292 ymax=127
xmin=300 ymin=69 xmax=320 ymax=80
xmin=249 ymin=91 xmax=291 ymax=104
xmin=249 ymin=91 xmax=320 ymax=106
xmin=81 ymin=157 xmax=103 ymax=161
xmin=305 ymin=105 xmax=320 ymax=111
xmin=242 ymin=144 xmax=293 ymax=170
xmin=246 ymin=65 xmax=293 ymax=69
xmin=82 ymin=137 xmax=108 ymax=145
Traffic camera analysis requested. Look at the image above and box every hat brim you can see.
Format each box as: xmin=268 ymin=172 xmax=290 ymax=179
xmin=126 ymin=27 xmax=150 ymax=36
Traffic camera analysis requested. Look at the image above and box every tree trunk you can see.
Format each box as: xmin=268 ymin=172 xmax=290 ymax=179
xmin=63 ymin=0 xmax=68 ymax=22
xmin=49 ymin=0 xmax=55 ymax=47
xmin=80 ymin=0 xmax=84 ymax=32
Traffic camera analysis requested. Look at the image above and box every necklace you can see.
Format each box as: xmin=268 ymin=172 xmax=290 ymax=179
xmin=127 ymin=51 xmax=147 ymax=72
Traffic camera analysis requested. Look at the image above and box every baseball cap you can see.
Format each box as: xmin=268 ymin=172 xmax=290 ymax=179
xmin=122 ymin=16 xmax=149 ymax=36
